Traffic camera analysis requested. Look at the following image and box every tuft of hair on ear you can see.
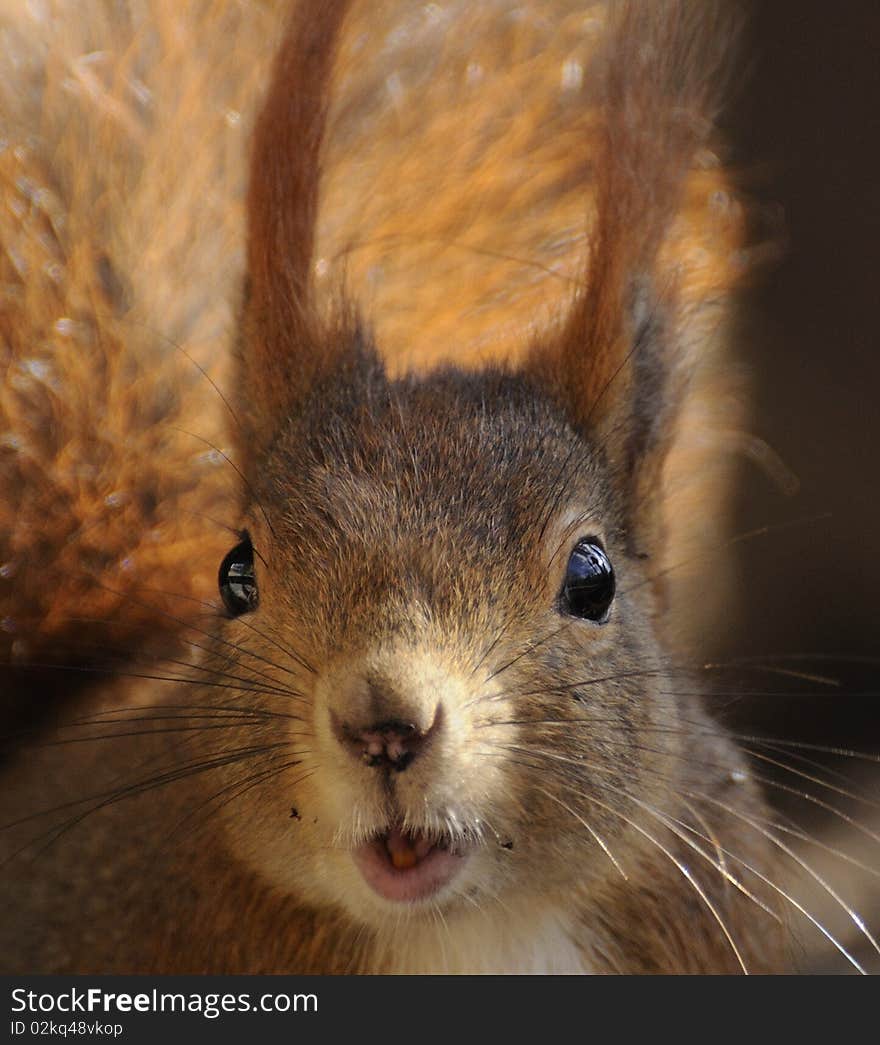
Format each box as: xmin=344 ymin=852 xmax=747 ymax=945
xmin=528 ymin=0 xmax=745 ymax=563
xmin=238 ymin=0 xmax=359 ymax=468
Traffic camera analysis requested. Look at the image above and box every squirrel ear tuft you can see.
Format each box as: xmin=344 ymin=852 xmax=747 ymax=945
xmin=237 ymin=0 xmax=354 ymax=464
xmin=528 ymin=0 xmax=744 ymax=560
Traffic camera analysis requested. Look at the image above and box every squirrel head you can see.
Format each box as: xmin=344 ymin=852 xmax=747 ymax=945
xmin=208 ymin=0 xmax=756 ymax=953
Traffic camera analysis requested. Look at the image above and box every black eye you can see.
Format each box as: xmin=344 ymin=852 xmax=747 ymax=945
xmin=219 ymin=533 xmax=259 ymax=616
xmin=560 ymin=539 xmax=615 ymax=622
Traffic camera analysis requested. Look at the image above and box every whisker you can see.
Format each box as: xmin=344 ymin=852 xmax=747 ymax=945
xmin=747 ymin=739 xmax=879 ymax=797
xmin=483 ymin=620 xmax=577 ymax=685
xmin=1 ymin=742 xmax=292 ymax=835
xmin=88 ymin=583 xmax=314 ymax=697
xmin=125 ymin=584 xmax=319 ymax=679
xmin=98 ymin=635 xmax=302 ymax=698
xmin=480 ymin=716 xmax=880 ymax=846
xmin=29 ymin=721 xmax=275 ymax=747
xmin=586 ymin=792 xmax=750 ymax=972
xmin=498 ymin=745 xmax=867 ymax=973
xmin=730 ymin=735 xmax=880 ymax=765
xmin=29 ymin=702 xmax=301 ymax=729
xmin=707 ymin=652 xmax=880 ymax=669
xmin=233 ymin=613 xmax=318 ymax=677
xmin=732 ymin=809 xmax=880 ymax=883
xmin=172 ymin=427 xmax=277 ymax=541
xmin=3 ymin=660 xmax=294 ymax=699
xmin=742 ymin=747 xmax=880 ymax=812
xmin=746 ymin=770 xmax=880 ymax=848
xmin=1 ymin=741 xmax=293 ymax=867
xmin=478 ymin=706 xmax=880 ymax=766
xmin=469 ymin=615 xmax=519 ymax=679
xmin=619 ymin=513 xmax=833 ymax=598
xmin=535 ymin=786 xmax=628 ymax=882
xmin=684 ymin=786 xmax=880 ymax=965
xmin=497 ymin=745 xmax=775 ymax=929
xmin=59 ymin=605 xmax=310 ymax=695
xmin=163 ymin=755 xmax=312 ymax=851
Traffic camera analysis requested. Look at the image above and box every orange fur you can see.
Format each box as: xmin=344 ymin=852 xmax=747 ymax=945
xmin=0 ymin=0 xmax=751 ymax=686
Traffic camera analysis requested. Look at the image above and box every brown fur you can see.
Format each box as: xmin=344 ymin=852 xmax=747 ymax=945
xmin=0 ymin=0 xmax=822 ymax=974
xmin=0 ymin=0 xmax=746 ymax=684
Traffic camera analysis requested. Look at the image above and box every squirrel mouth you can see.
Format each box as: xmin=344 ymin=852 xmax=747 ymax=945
xmin=352 ymin=827 xmax=466 ymax=902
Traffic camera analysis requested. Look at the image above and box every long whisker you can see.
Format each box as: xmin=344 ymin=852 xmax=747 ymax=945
xmin=162 ymin=755 xmax=312 ymax=851
xmin=684 ymin=786 xmax=880 ymax=964
xmin=469 ymin=615 xmax=519 ymax=679
xmin=726 ymin=806 xmax=880 ymax=883
xmin=172 ymin=427 xmax=277 ymax=541
xmin=619 ymin=513 xmax=833 ymax=598
xmin=535 ymin=785 xmax=628 ymax=882
xmin=55 ymin=606 xmax=311 ymax=694
xmin=1 ymin=741 xmax=292 ymax=835
xmin=29 ymin=721 xmax=277 ymax=747
xmin=482 ymin=715 xmax=880 ymax=848
xmin=129 ymin=585 xmax=319 ymax=679
xmin=73 ymin=631 xmax=304 ymax=698
xmin=583 ymin=791 xmax=750 ymax=972
xmin=491 ymin=736 xmax=877 ymax=972
xmin=89 ymin=583 xmax=313 ymax=697
xmin=0 ymin=741 xmax=293 ymax=867
xmin=747 ymin=738 xmax=880 ymax=798
xmin=508 ymin=744 xmax=869 ymax=972
xmin=4 ymin=660 xmax=295 ymax=699
xmin=498 ymin=749 xmax=772 ymax=951
xmin=479 ymin=707 xmax=880 ymax=766
xmin=742 ymin=747 xmax=880 ymax=813
xmin=633 ymin=797 xmax=868 ymax=973
xmin=483 ymin=620 xmax=578 ymax=685
xmin=9 ymin=702 xmax=302 ymax=737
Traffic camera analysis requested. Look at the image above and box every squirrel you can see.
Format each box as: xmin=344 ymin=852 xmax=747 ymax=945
xmin=0 ymin=0 xmax=874 ymax=974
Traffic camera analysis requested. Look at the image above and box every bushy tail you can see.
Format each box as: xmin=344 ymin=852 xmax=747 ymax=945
xmin=0 ymin=1 xmax=282 ymax=718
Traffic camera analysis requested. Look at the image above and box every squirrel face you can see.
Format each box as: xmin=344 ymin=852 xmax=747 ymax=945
xmin=211 ymin=359 xmax=683 ymax=930
xmin=195 ymin=0 xmax=776 ymax=964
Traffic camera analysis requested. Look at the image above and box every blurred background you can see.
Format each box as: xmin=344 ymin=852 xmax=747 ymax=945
xmin=723 ymin=0 xmax=879 ymax=750
xmin=722 ymin=0 xmax=879 ymax=970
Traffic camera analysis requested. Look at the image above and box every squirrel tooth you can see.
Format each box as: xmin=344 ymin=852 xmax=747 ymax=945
xmin=390 ymin=848 xmax=418 ymax=871
xmin=387 ymin=829 xmax=419 ymax=869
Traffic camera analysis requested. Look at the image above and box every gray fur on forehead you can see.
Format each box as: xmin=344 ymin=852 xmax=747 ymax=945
xmin=259 ymin=357 xmax=615 ymax=547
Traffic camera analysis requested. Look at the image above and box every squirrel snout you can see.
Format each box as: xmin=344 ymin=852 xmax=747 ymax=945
xmin=329 ymin=672 xmax=443 ymax=773
xmin=334 ymin=710 xmax=442 ymax=772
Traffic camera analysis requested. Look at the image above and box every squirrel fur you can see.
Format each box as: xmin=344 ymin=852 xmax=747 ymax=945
xmin=3 ymin=0 xmax=866 ymax=974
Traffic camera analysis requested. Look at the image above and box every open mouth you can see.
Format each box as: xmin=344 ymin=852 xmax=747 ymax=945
xmin=352 ymin=827 xmax=467 ymax=903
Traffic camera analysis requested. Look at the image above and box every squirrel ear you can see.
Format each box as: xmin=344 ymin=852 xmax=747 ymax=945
xmin=237 ymin=0 xmax=352 ymax=463
xmin=528 ymin=1 xmax=741 ymax=557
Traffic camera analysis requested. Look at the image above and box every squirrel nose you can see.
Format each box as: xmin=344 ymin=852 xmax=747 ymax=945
xmin=355 ymin=718 xmax=429 ymax=771
xmin=332 ymin=704 xmax=442 ymax=773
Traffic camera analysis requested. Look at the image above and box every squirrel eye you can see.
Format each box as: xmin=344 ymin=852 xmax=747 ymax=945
xmin=219 ymin=533 xmax=259 ymax=616
xmin=560 ymin=539 xmax=615 ymax=622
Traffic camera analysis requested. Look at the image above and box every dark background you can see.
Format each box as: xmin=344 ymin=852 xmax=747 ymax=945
xmin=723 ymin=0 xmax=879 ymax=753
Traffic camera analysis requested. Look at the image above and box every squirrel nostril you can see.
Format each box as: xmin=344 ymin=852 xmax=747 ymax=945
xmin=360 ymin=720 xmax=421 ymax=771
xmin=332 ymin=709 xmax=442 ymax=773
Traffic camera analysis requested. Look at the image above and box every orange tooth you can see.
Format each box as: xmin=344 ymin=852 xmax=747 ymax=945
xmin=391 ymin=847 xmax=418 ymax=870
